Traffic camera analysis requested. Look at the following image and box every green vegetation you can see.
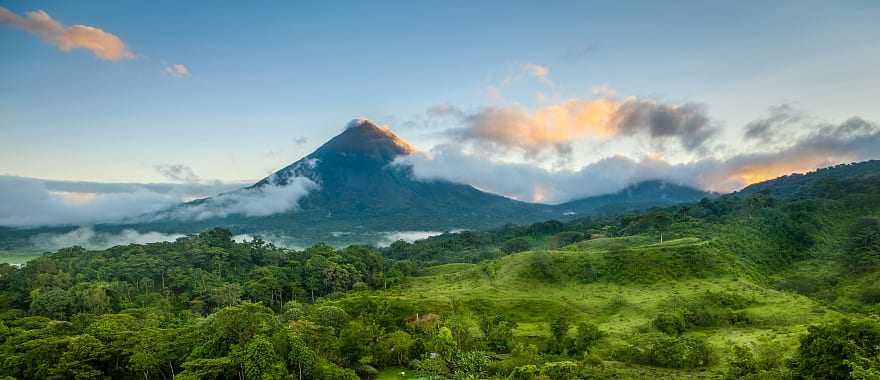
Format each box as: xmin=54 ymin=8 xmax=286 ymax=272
xmin=1 ymin=161 xmax=880 ymax=379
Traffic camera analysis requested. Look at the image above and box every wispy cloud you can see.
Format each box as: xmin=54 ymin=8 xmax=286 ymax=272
xmin=743 ymin=104 xmax=805 ymax=143
xmin=164 ymin=63 xmax=190 ymax=77
xmin=155 ymin=164 xmax=200 ymax=182
xmin=0 ymin=7 xmax=134 ymax=61
xmin=32 ymin=226 xmax=185 ymax=251
xmin=159 ymin=175 xmax=318 ymax=221
xmin=522 ymin=63 xmax=551 ymax=85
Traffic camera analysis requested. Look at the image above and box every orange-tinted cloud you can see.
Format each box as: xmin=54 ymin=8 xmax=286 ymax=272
xmin=0 ymin=7 xmax=133 ymax=61
xmin=443 ymin=96 xmax=718 ymax=159
xmin=452 ymin=99 xmax=618 ymax=158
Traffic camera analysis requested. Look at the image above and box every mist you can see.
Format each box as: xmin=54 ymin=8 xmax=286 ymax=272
xmin=30 ymin=226 xmax=185 ymax=251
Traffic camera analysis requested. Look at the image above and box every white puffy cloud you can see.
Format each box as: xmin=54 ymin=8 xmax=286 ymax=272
xmin=0 ymin=7 xmax=134 ymax=61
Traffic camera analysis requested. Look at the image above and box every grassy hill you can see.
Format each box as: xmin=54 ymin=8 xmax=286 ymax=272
xmin=338 ymin=235 xmax=840 ymax=378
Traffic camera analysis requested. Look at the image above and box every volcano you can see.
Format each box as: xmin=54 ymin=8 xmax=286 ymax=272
xmin=115 ymin=119 xmax=711 ymax=246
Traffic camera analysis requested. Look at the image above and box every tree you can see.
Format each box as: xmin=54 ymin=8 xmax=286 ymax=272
xmin=378 ymin=331 xmax=414 ymax=366
xmin=287 ymin=334 xmax=317 ymax=380
xmin=479 ymin=314 xmax=514 ymax=353
xmin=243 ymin=335 xmax=280 ymax=380
xmin=55 ymin=334 xmax=110 ymax=380
xmin=502 ymin=238 xmax=531 ymax=254
xmin=845 ymin=217 xmax=880 ymax=272
xmin=793 ymin=319 xmax=880 ymax=380
xmin=547 ymin=316 xmax=571 ymax=354
xmin=29 ymin=288 xmax=72 ymax=319
xmin=551 ymin=231 xmax=585 ymax=248
xmin=310 ymin=306 xmax=350 ymax=331
xmin=452 ymin=351 xmax=491 ymax=379
xmin=573 ymin=321 xmax=602 ymax=354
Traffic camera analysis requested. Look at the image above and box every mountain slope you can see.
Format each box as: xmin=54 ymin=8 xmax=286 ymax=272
xmin=737 ymin=159 xmax=880 ymax=198
xmin=0 ymin=119 xmax=716 ymax=248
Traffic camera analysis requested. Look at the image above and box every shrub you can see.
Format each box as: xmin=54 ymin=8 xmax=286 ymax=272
xmin=508 ymin=364 xmax=539 ymax=380
xmin=792 ymin=319 xmax=880 ymax=379
xmin=539 ymin=361 xmax=579 ymax=380
xmin=453 ymin=351 xmax=491 ymax=379
xmin=502 ymin=238 xmax=531 ymax=254
xmin=653 ymin=312 xmax=687 ymax=335
xmin=860 ymin=285 xmax=880 ymax=304
xmin=617 ymin=333 xmax=714 ymax=368
xmin=652 ymin=292 xmax=753 ymax=334
xmin=551 ymin=231 xmax=585 ymax=248
xmin=573 ymin=322 xmax=602 ymax=353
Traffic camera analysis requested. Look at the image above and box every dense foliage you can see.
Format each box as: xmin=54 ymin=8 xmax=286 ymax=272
xmin=1 ymin=161 xmax=880 ymax=379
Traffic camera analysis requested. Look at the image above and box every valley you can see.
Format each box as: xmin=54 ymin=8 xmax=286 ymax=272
xmin=1 ymin=160 xmax=879 ymax=379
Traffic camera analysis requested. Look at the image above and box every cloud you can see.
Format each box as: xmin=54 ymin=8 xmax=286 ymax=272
xmin=0 ymin=176 xmax=242 ymax=227
xmin=155 ymin=164 xmax=200 ymax=182
xmin=397 ymin=117 xmax=880 ymax=203
xmin=162 ymin=175 xmax=318 ymax=221
xmin=743 ymin=104 xmax=804 ymax=143
xmin=522 ymin=63 xmax=551 ymax=85
xmin=438 ymin=95 xmax=718 ymax=160
xmin=164 ymin=63 xmax=190 ymax=77
xmin=377 ymin=231 xmax=446 ymax=247
xmin=611 ymin=99 xmax=720 ymax=153
xmin=31 ymin=226 xmax=185 ymax=251
xmin=0 ymin=7 xmax=133 ymax=61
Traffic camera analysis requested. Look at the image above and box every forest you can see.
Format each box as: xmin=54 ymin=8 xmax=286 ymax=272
xmin=1 ymin=161 xmax=880 ymax=379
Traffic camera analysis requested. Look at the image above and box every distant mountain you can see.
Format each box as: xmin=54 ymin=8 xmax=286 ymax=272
xmin=558 ymin=180 xmax=714 ymax=216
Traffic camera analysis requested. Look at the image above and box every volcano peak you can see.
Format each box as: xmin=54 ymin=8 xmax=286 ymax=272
xmin=315 ymin=119 xmax=415 ymax=160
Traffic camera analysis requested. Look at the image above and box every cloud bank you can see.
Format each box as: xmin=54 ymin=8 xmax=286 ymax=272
xmin=0 ymin=175 xmax=242 ymax=227
xmin=0 ymin=7 xmax=133 ymax=61
xmin=399 ymin=113 xmax=880 ymax=203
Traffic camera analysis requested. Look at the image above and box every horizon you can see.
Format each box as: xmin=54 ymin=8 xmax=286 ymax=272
xmin=2 ymin=1 xmax=880 ymax=227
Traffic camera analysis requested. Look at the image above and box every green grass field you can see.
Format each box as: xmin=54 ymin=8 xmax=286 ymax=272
xmin=355 ymin=236 xmax=842 ymax=377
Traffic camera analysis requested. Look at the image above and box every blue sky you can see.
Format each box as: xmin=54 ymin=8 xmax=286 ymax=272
xmin=2 ymin=0 xmax=879 ymax=186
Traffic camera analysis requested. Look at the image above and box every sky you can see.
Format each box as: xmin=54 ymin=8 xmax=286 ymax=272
xmin=1 ymin=1 xmax=880 ymax=226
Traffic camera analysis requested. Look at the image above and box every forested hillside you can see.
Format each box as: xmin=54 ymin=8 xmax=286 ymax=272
xmin=1 ymin=161 xmax=879 ymax=379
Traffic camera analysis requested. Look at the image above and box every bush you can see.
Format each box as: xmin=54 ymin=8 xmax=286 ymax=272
xmin=502 ymin=238 xmax=531 ymax=254
xmin=539 ymin=361 xmax=579 ymax=380
xmin=617 ymin=333 xmax=714 ymax=368
xmin=573 ymin=322 xmax=602 ymax=353
xmin=551 ymin=231 xmax=585 ymax=248
xmin=860 ymin=285 xmax=880 ymax=304
xmin=792 ymin=319 xmax=880 ymax=379
xmin=652 ymin=292 xmax=753 ymax=334
xmin=508 ymin=364 xmax=539 ymax=380
xmin=653 ymin=312 xmax=687 ymax=335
